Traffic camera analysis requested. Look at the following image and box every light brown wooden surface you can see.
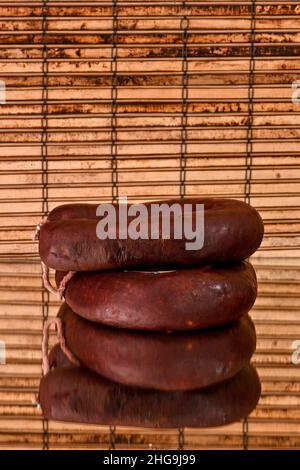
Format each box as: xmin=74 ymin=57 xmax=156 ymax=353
xmin=0 ymin=0 xmax=300 ymax=449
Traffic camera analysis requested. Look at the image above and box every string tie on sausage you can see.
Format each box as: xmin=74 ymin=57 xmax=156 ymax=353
xmin=42 ymin=317 xmax=80 ymax=376
xmin=31 ymin=218 xmax=46 ymax=241
xmin=32 ymin=393 xmax=40 ymax=408
xmin=41 ymin=261 xmax=75 ymax=300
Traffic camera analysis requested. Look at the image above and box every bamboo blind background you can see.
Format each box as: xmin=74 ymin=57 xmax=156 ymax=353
xmin=0 ymin=0 xmax=300 ymax=450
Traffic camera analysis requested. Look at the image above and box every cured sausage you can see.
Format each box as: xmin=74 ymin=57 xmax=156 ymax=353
xmin=59 ymin=304 xmax=256 ymax=391
xmin=39 ymin=198 xmax=264 ymax=271
xmin=56 ymin=261 xmax=257 ymax=331
xmin=38 ymin=361 xmax=261 ymax=428
xmin=49 ymin=343 xmax=72 ymax=370
xmin=45 ymin=198 xmax=255 ymax=222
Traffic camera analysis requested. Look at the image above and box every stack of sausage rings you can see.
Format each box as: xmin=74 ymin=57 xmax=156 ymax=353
xmin=36 ymin=198 xmax=264 ymax=429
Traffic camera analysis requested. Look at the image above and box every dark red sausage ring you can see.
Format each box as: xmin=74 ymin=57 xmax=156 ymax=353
xmin=39 ymin=198 xmax=264 ymax=271
xmin=39 ymin=358 xmax=261 ymax=428
xmin=56 ymin=261 xmax=257 ymax=331
xmin=59 ymin=304 xmax=256 ymax=391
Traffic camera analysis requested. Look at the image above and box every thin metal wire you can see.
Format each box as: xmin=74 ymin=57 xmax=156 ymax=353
xmin=178 ymin=2 xmax=189 ymax=445
xmin=41 ymin=0 xmax=49 ymax=452
xmin=109 ymin=425 xmax=116 ymax=450
xmin=111 ymin=0 xmax=118 ymax=204
xmin=178 ymin=2 xmax=188 ymax=445
xmin=244 ymin=0 xmax=256 ymax=205
xmin=109 ymin=0 xmax=118 ymax=450
xmin=243 ymin=2 xmax=256 ymax=450
xmin=42 ymin=1 xmax=49 ymax=218
xmin=243 ymin=417 xmax=249 ymax=450
xmin=178 ymin=427 xmax=185 ymax=450
xmin=179 ymin=1 xmax=188 ymax=199
xmin=42 ymin=419 xmax=49 ymax=451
